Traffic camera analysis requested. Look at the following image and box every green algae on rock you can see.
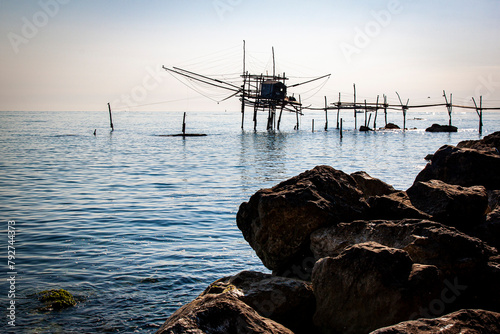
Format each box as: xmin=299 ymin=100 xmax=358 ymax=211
xmin=38 ymin=289 xmax=76 ymax=311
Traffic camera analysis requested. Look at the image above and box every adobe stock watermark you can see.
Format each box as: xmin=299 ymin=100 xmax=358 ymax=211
xmin=7 ymin=0 xmax=71 ymax=55
xmin=409 ymin=277 xmax=467 ymax=320
xmin=474 ymin=73 xmax=500 ymax=100
xmin=110 ymin=65 xmax=168 ymax=111
xmin=212 ymin=0 xmax=244 ymax=21
xmin=339 ymin=0 xmax=404 ymax=64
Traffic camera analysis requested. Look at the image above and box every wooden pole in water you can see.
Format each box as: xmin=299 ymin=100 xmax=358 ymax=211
xmin=396 ymin=91 xmax=408 ymax=131
xmin=364 ymin=99 xmax=368 ymax=127
xmin=340 ymin=118 xmax=343 ymax=139
xmin=337 ymin=92 xmax=341 ymax=129
xmin=108 ymin=103 xmax=114 ymax=131
xmin=277 ymin=104 xmax=284 ymax=130
xmin=472 ymin=96 xmax=483 ymax=135
xmin=443 ymin=90 xmax=453 ymax=126
xmin=383 ymin=94 xmax=388 ymax=126
xmin=374 ymin=95 xmax=379 ymax=130
xmin=295 ymin=95 xmax=301 ymax=130
xmin=353 ymin=84 xmax=357 ymax=130
xmin=182 ymin=112 xmax=186 ymax=135
xmin=324 ymin=96 xmax=328 ymax=131
xmin=241 ymin=41 xmax=246 ymax=129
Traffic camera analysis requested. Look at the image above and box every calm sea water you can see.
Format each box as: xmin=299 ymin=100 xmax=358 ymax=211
xmin=0 ymin=109 xmax=498 ymax=333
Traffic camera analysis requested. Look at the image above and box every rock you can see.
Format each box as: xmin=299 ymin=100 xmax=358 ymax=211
xmin=407 ymin=179 xmax=488 ymax=230
xmin=351 ymin=171 xmax=397 ymax=198
xmin=155 ymin=293 xmax=294 ymax=334
xmin=425 ymin=123 xmax=458 ymax=132
xmin=383 ymin=123 xmax=400 ymax=129
xmin=359 ymin=125 xmax=373 ymax=131
xmin=415 ymin=144 xmax=500 ymax=190
xmin=312 ymin=242 xmax=442 ymax=334
xmin=310 ymin=219 xmax=496 ymax=278
xmin=424 ymin=153 xmax=434 ymax=161
xmin=370 ymin=309 xmax=500 ymax=334
xmin=457 ymin=130 xmax=500 ymax=153
xmin=367 ymin=191 xmax=431 ymax=220
xmin=201 ymin=271 xmax=316 ymax=334
xmin=37 ymin=289 xmax=76 ymax=311
xmin=236 ymin=165 xmax=368 ymax=279
xmin=473 ymin=207 xmax=500 ymax=250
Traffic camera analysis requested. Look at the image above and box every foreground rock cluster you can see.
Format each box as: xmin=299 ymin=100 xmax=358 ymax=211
xmin=156 ymin=131 xmax=500 ymax=334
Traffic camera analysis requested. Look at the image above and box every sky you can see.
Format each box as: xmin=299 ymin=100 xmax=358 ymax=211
xmin=1 ymin=0 xmax=500 ymax=112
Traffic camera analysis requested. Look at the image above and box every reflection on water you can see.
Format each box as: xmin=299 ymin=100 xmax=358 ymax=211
xmin=0 ymin=110 xmax=497 ymax=333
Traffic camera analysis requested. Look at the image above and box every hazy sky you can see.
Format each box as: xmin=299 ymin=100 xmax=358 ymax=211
xmin=1 ymin=0 xmax=499 ymax=111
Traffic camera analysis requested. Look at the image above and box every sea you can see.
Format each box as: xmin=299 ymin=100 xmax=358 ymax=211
xmin=0 ymin=108 xmax=499 ymax=333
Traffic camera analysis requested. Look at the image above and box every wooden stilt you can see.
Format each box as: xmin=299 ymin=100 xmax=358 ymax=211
xmin=364 ymin=99 xmax=368 ymax=127
xmin=472 ymin=96 xmax=483 ymax=135
xmin=353 ymin=84 xmax=357 ymax=130
xmin=340 ymin=118 xmax=343 ymax=139
xmin=108 ymin=103 xmax=114 ymax=131
xmin=312 ymin=119 xmax=315 ymax=132
xmin=324 ymin=96 xmax=328 ymax=131
xmin=396 ymin=91 xmax=408 ymax=131
xmin=383 ymin=94 xmax=388 ymax=126
xmin=241 ymin=41 xmax=246 ymax=129
xmin=277 ymin=104 xmax=284 ymax=130
xmin=374 ymin=95 xmax=379 ymax=129
xmin=443 ymin=90 xmax=453 ymax=126
xmin=182 ymin=112 xmax=186 ymax=135
xmin=337 ymin=92 xmax=341 ymax=129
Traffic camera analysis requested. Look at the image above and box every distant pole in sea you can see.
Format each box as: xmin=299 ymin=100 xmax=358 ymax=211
xmin=182 ymin=112 xmax=187 ymax=135
xmin=472 ymin=96 xmax=483 ymax=135
xmin=108 ymin=103 xmax=114 ymax=131
xmin=443 ymin=90 xmax=453 ymax=126
xmin=353 ymin=84 xmax=357 ymax=130
xmin=324 ymin=96 xmax=328 ymax=131
xmin=340 ymin=118 xmax=343 ymax=139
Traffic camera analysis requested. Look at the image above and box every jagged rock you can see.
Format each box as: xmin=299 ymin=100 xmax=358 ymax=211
xmin=351 ymin=171 xmax=397 ymax=198
xmin=155 ymin=293 xmax=294 ymax=334
xmin=312 ymin=242 xmax=442 ymax=334
xmin=407 ymin=179 xmax=488 ymax=230
xmin=236 ymin=165 xmax=369 ymax=279
xmin=415 ymin=144 xmax=500 ymax=190
xmin=367 ymin=191 xmax=431 ymax=220
xmin=359 ymin=125 xmax=373 ymax=131
xmin=425 ymin=123 xmax=458 ymax=132
xmin=201 ymin=271 xmax=316 ymax=334
xmin=383 ymin=123 xmax=400 ymax=129
xmin=370 ymin=309 xmax=500 ymax=334
xmin=310 ymin=219 xmax=496 ymax=277
xmin=457 ymin=130 xmax=500 ymax=153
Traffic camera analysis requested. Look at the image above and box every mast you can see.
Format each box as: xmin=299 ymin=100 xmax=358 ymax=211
xmin=272 ymin=46 xmax=275 ymax=78
xmin=241 ymin=40 xmax=246 ymax=129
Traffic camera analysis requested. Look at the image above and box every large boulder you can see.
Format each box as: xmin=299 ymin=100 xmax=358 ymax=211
xmin=415 ymin=144 xmax=500 ymax=190
xmin=370 ymin=309 xmax=500 ymax=334
xmin=407 ymin=179 xmax=488 ymax=230
xmin=236 ymin=165 xmax=369 ymax=279
xmin=457 ymin=130 xmax=500 ymax=153
xmin=366 ymin=191 xmax=431 ymax=220
xmin=201 ymin=271 xmax=316 ymax=334
xmin=350 ymin=171 xmax=397 ymax=198
xmin=155 ymin=293 xmax=294 ymax=334
xmin=312 ymin=242 xmax=442 ymax=334
xmin=310 ymin=219 xmax=496 ymax=277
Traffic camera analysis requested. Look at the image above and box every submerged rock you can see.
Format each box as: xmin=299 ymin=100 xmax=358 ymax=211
xmin=37 ymin=289 xmax=76 ymax=311
xmin=370 ymin=309 xmax=500 ymax=334
xmin=383 ymin=123 xmax=400 ymax=129
xmin=425 ymin=123 xmax=458 ymax=132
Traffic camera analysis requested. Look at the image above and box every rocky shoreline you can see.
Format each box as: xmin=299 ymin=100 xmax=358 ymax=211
xmin=155 ymin=131 xmax=500 ymax=334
